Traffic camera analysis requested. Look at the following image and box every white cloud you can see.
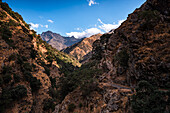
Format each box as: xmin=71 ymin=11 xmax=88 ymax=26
xmin=45 ymin=25 xmax=48 ymax=28
xmin=30 ymin=23 xmax=39 ymax=30
xmin=66 ymin=28 xmax=103 ymax=39
xmin=66 ymin=19 xmax=124 ymax=38
xmin=48 ymin=19 xmax=54 ymax=23
xmin=88 ymin=0 xmax=98 ymax=6
xmin=98 ymin=19 xmax=125 ymax=32
xmin=40 ymin=24 xmax=43 ymax=27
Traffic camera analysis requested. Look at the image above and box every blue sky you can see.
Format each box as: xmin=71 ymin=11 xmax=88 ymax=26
xmin=3 ymin=0 xmax=146 ymax=38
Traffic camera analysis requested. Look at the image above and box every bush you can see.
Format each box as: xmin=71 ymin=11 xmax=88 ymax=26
xmin=8 ymin=19 xmax=18 ymax=26
xmin=0 ymin=22 xmax=13 ymax=46
xmin=131 ymin=80 xmax=168 ymax=113
xmin=22 ymin=63 xmax=32 ymax=72
xmin=2 ymin=73 xmax=12 ymax=84
xmin=50 ymin=77 xmax=56 ymax=88
xmin=30 ymin=77 xmax=41 ymax=92
xmin=114 ymin=49 xmax=129 ymax=67
xmin=44 ymin=67 xmax=50 ymax=76
xmin=13 ymin=74 xmax=20 ymax=83
xmin=79 ymin=103 xmax=83 ymax=108
xmin=10 ymin=85 xmax=27 ymax=100
xmin=43 ymin=98 xmax=55 ymax=111
xmin=30 ymin=49 xmax=37 ymax=59
xmin=0 ymin=11 xmax=7 ymax=19
xmin=8 ymin=53 xmax=17 ymax=61
xmin=0 ymin=85 xmax=27 ymax=112
xmin=68 ymin=103 xmax=76 ymax=112
xmin=80 ymin=78 xmax=98 ymax=97
xmin=0 ymin=2 xmax=19 ymax=21
xmin=23 ymin=71 xmax=33 ymax=82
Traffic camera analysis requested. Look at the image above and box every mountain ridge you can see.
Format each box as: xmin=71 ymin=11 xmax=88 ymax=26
xmin=62 ymin=33 xmax=102 ymax=63
xmin=41 ymin=31 xmax=82 ymax=50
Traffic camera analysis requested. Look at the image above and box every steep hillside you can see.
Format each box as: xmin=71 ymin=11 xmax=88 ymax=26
xmin=0 ymin=2 xmax=80 ymax=113
xmin=54 ymin=0 xmax=170 ymax=112
xmin=62 ymin=33 xmax=102 ymax=62
xmin=41 ymin=31 xmax=82 ymax=50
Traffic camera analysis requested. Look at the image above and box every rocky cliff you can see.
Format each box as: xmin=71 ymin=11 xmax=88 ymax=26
xmin=0 ymin=2 xmax=80 ymax=113
xmin=41 ymin=31 xmax=82 ymax=50
xmin=62 ymin=33 xmax=102 ymax=63
xmin=54 ymin=0 xmax=170 ymax=112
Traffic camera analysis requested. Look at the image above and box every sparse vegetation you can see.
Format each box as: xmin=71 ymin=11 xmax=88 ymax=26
xmin=68 ymin=103 xmax=76 ymax=112
xmin=0 ymin=85 xmax=27 ymax=113
xmin=114 ymin=49 xmax=129 ymax=67
xmin=30 ymin=77 xmax=41 ymax=92
xmin=131 ymin=80 xmax=169 ymax=113
xmin=139 ymin=10 xmax=160 ymax=30
xmin=0 ymin=11 xmax=7 ymax=19
xmin=43 ymin=98 xmax=55 ymax=111
xmin=58 ymin=61 xmax=101 ymax=101
xmin=0 ymin=21 xmax=13 ymax=46
xmin=0 ymin=2 xmax=19 ymax=21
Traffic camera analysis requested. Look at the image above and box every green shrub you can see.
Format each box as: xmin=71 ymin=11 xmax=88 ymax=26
xmin=13 ymin=74 xmax=20 ymax=83
xmin=131 ymin=80 xmax=168 ymax=113
xmin=0 ymin=85 xmax=27 ymax=112
xmin=43 ymin=98 xmax=55 ymax=111
xmin=23 ymin=71 xmax=33 ymax=82
xmin=44 ymin=67 xmax=50 ymax=76
xmin=0 ymin=22 xmax=13 ymax=46
xmin=49 ymin=77 xmax=56 ymax=88
xmin=2 ymin=73 xmax=12 ymax=84
xmin=30 ymin=49 xmax=37 ymax=59
xmin=79 ymin=103 xmax=83 ymax=108
xmin=114 ymin=49 xmax=129 ymax=67
xmin=0 ymin=2 xmax=19 ymax=21
xmin=0 ymin=11 xmax=7 ymax=19
xmin=80 ymin=78 xmax=98 ymax=97
xmin=49 ymin=87 xmax=58 ymax=99
xmin=22 ymin=63 xmax=32 ymax=72
xmin=139 ymin=10 xmax=160 ymax=21
xmin=8 ymin=19 xmax=18 ymax=26
xmin=8 ymin=53 xmax=17 ymax=61
xmin=0 ymin=77 xmax=3 ymax=86
xmin=30 ymin=77 xmax=41 ymax=92
xmin=10 ymin=85 xmax=27 ymax=100
xmin=68 ymin=103 xmax=76 ymax=112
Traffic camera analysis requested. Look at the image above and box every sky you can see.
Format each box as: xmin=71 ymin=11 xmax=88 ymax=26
xmin=3 ymin=0 xmax=146 ymax=38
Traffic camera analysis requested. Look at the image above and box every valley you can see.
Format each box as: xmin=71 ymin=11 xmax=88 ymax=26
xmin=0 ymin=0 xmax=170 ymax=113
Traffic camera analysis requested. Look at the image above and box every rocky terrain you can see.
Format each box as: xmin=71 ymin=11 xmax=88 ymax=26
xmin=54 ymin=0 xmax=170 ymax=112
xmin=0 ymin=2 xmax=80 ymax=113
xmin=0 ymin=0 xmax=170 ymax=113
xmin=41 ymin=31 xmax=82 ymax=50
xmin=62 ymin=33 xmax=102 ymax=63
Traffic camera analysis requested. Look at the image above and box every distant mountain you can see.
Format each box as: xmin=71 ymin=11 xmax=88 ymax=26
xmin=62 ymin=33 xmax=102 ymax=63
xmin=41 ymin=31 xmax=82 ymax=50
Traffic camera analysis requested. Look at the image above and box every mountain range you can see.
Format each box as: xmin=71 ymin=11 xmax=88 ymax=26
xmin=62 ymin=33 xmax=102 ymax=63
xmin=0 ymin=0 xmax=169 ymax=113
xmin=41 ymin=31 xmax=82 ymax=50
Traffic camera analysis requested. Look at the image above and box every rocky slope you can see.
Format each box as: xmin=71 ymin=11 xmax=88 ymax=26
xmin=41 ymin=31 xmax=82 ymax=50
xmin=54 ymin=0 xmax=170 ymax=112
xmin=0 ymin=2 xmax=80 ymax=113
xmin=62 ymin=33 xmax=102 ymax=63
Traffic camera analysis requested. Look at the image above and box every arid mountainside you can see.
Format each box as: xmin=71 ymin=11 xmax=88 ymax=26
xmin=0 ymin=0 xmax=170 ymax=113
xmin=0 ymin=2 xmax=80 ymax=113
xmin=41 ymin=31 xmax=82 ymax=50
xmin=54 ymin=0 xmax=170 ymax=112
xmin=62 ymin=33 xmax=102 ymax=62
